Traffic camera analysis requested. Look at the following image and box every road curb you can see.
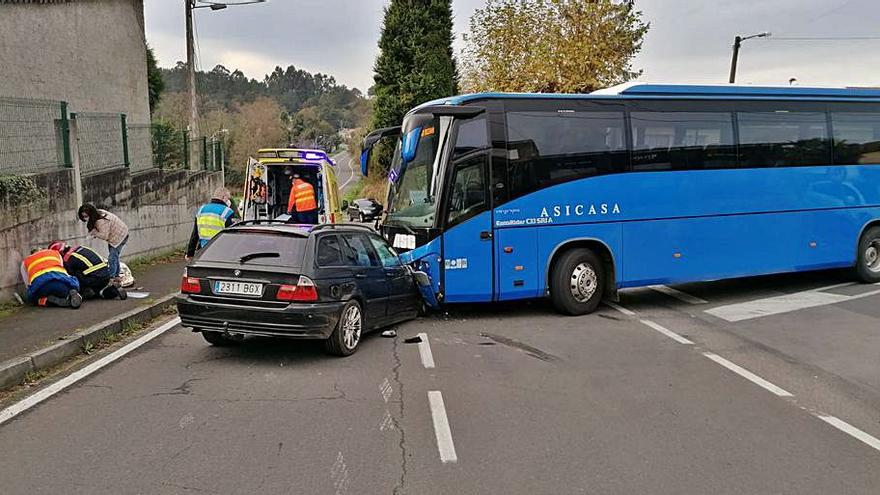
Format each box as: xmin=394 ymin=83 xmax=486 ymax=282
xmin=0 ymin=293 xmax=177 ymax=390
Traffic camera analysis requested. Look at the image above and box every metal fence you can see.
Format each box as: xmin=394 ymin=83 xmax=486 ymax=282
xmin=0 ymin=96 xmax=222 ymax=177
xmin=127 ymin=123 xmax=154 ymax=174
xmin=74 ymin=112 xmax=125 ymax=176
xmin=0 ymin=97 xmax=69 ymax=175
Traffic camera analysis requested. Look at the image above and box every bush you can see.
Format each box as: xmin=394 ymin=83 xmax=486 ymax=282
xmin=0 ymin=175 xmax=46 ymax=207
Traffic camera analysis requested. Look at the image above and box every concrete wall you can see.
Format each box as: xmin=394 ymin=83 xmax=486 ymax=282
xmin=0 ymin=168 xmax=223 ymax=301
xmin=0 ymin=0 xmax=150 ymax=126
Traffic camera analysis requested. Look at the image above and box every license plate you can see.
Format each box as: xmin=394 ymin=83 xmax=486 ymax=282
xmin=213 ymin=281 xmax=263 ymax=296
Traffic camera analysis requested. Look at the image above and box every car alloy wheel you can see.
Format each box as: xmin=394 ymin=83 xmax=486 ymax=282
xmin=341 ymin=304 xmax=362 ymax=350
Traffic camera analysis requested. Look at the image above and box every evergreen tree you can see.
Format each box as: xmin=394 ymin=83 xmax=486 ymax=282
xmin=371 ymin=0 xmax=459 ymax=133
xmin=146 ymin=44 xmax=165 ymax=116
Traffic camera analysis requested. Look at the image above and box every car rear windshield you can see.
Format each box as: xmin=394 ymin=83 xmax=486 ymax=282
xmin=198 ymin=231 xmax=307 ymax=267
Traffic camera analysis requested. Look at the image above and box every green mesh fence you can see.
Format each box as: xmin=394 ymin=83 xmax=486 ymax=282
xmin=0 ymin=97 xmax=67 ymax=175
xmin=127 ymin=124 xmax=154 ymax=174
xmin=75 ymin=112 xmax=125 ymax=176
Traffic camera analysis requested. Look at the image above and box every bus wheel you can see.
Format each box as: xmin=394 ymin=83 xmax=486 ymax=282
xmin=856 ymin=226 xmax=880 ymax=283
xmin=550 ymin=248 xmax=605 ymax=316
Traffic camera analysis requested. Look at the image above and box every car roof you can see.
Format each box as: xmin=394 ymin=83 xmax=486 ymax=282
xmin=226 ymin=221 xmax=377 ymax=237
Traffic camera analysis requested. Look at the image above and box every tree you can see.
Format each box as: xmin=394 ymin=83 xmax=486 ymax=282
xmin=146 ymin=44 xmax=165 ymax=115
xmin=461 ymin=0 xmax=649 ymax=93
xmin=371 ymin=0 xmax=459 ymax=132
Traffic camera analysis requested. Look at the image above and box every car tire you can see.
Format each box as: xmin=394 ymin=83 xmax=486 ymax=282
xmin=201 ymin=330 xmax=242 ymax=347
xmin=359 ymin=213 xmax=365 ymax=223
xmin=855 ymin=226 xmax=880 ymax=283
xmin=550 ymin=248 xmax=605 ymax=316
xmin=325 ymin=300 xmax=363 ymax=357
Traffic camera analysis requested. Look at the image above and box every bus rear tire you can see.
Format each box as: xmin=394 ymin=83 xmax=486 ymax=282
xmin=550 ymin=248 xmax=605 ymax=316
xmin=855 ymin=226 xmax=880 ymax=283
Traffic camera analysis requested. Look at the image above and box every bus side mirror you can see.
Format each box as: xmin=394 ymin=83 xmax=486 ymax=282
xmin=360 ymin=148 xmax=370 ymax=177
xmin=362 ymin=126 xmax=402 ymax=177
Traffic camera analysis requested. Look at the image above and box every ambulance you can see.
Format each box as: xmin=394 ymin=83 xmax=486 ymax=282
xmin=241 ymin=148 xmax=342 ymax=223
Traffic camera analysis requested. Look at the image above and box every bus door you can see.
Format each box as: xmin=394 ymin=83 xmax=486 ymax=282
xmin=441 ymin=116 xmax=494 ymax=303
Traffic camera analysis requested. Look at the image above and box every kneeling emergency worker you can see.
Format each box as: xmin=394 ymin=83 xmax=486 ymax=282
xmin=49 ymin=241 xmax=127 ymax=300
xmin=20 ymin=248 xmax=82 ymax=309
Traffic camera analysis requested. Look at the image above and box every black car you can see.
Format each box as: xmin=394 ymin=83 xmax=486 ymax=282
xmin=176 ymin=222 xmax=421 ymax=356
xmin=345 ymin=198 xmax=383 ymax=222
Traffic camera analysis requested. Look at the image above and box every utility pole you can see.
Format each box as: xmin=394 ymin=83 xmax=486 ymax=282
xmin=728 ymin=32 xmax=771 ymax=83
xmin=185 ymin=0 xmax=200 ymax=140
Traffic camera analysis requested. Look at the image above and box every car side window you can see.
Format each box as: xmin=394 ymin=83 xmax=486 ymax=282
xmin=316 ymin=235 xmax=343 ymax=267
xmin=342 ymin=234 xmax=380 ymax=267
xmin=368 ymin=236 xmax=401 ymax=267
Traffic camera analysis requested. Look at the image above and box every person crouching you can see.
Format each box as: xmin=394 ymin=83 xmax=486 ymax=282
xmin=48 ymin=241 xmax=127 ymax=300
xmin=20 ymin=248 xmax=82 ymax=309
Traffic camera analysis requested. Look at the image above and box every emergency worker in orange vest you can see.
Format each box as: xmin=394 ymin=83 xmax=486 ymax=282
xmin=286 ymin=171 xmax=319 ymax=224
xmin=19 ymin=248 xmax=83 ymax=309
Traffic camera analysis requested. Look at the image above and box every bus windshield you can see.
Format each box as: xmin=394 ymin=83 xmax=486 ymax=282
xmin=386 ymin=121 xmax=441 ymax=228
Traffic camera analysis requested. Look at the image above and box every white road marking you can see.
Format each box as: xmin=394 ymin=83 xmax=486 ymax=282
xmin=703 ymin=352 xmax=794 ymax=397
xmin=817 ymin=415 xmax=880 ymax=453
xmin=0 ymin=317 xmax=180 ymax=426
xmin=417 ymin=332 xmax=435 ymax=369
xmin=706 ymin=283 xmax=880 ymax=322
xmin=340 ymin=156 xmax=357 ymax=191
xmin=649 ymin=285 xmax=708 ymax=305
xmin=640 ymin=319 xmax=694 ymax=345
xmin=428 ymin=391 xmax=458 ymax=463
xmin=605 ymin=301 xmax=636 ymax=317
xmin=609 ymin=301 xmax=880 ymax=454
xmin=379 ymin=378 xmax=393 ymax=403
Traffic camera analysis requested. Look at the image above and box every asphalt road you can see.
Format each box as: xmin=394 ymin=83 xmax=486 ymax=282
xmin=3 ymin=269 xmax=880 ymax=493
xmin=333 ymin=150 xmax=360 ymax=197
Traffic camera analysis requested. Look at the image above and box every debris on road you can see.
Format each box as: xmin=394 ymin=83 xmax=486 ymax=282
xmin=403 ymin=336 xmax=422 ymax=344
xmin=381 ymin=329 xmax=397 ymax=338
xmin=126 ymin=292 xmax=151 ymax=299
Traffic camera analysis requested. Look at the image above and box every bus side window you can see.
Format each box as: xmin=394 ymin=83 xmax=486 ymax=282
xmin=831 ymin=112 xmax=880 ymax=165
xmin=447 ymin=156 xmax=488 ymax=227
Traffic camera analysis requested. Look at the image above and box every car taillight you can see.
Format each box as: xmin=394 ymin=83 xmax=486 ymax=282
xmin=181 ymin=276 xmax=202 ymax=294
xmin=277 ymin=276 xmax=318 ymax=302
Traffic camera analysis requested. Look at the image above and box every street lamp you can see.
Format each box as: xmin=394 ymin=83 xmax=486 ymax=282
xmin=185 ymin=0 xmax=267 ymax=142
xmin=728 ymin=32 xmax=771 ymax=83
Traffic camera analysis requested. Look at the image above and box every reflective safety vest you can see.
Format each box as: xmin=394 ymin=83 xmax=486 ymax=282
xmin=288 ymin=178 xmax=317 ymax=213
xmin=23 ymin=249 xmax=67 ymax=286
xmin=196 ymin=202 xmax=235 ymax=247
xmin=64 ymin=246 xmax=109 ymax=280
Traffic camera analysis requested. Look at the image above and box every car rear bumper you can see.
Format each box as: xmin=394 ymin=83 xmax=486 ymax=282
xmin=176 ymin=295 xmax=344 ymax=339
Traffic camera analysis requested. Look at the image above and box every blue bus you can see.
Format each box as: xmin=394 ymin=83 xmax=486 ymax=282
xmin=360 ymin=84 xmax=880 ymax=315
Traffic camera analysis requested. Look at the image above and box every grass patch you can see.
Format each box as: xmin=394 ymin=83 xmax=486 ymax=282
xmin=127 ymin=248 xmax=185 ymax=276
xmin=22 ymin=369 xmax=49 ymax=385
xmin=343 ymin=179 xmax=365 ymax=204
xmin=0 ymin=301 xmax=22 ymax=319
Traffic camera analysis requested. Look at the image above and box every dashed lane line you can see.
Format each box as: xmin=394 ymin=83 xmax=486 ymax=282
xmin=428 ymin=391 xmax=458 ymax=463
xmin=417 ymin=332 xmax=435 ymax=369
xmin=649 ymin=285 xmax=709 ymax=305
xmin=703 ymin=352 xmax=793 ymax=397
xmin=817 ymin=415 xmax=880 ymax=453
xmin=640 ymin=319 xmax=695 ymax=345
xmin=605 ymin=302 xmax=880 ymax=454
xmin=0 ymin=317 xmax=181 ymax=426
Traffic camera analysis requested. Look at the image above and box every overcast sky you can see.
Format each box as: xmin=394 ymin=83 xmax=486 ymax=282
xmin=145 ymin=0 xmax=880 ymax=92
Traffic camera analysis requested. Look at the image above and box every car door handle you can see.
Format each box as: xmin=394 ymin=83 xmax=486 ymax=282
xmin=480 ymin=231 xmax=493 ymax=241
xmin=354 ymin=272 xmax=367 ymax=279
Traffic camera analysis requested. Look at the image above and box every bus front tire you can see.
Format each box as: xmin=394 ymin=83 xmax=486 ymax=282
xmin=550 ymin=248 xmax=605 ymax=316
xmin=855 ymin=226 xmax=880 ymax=283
